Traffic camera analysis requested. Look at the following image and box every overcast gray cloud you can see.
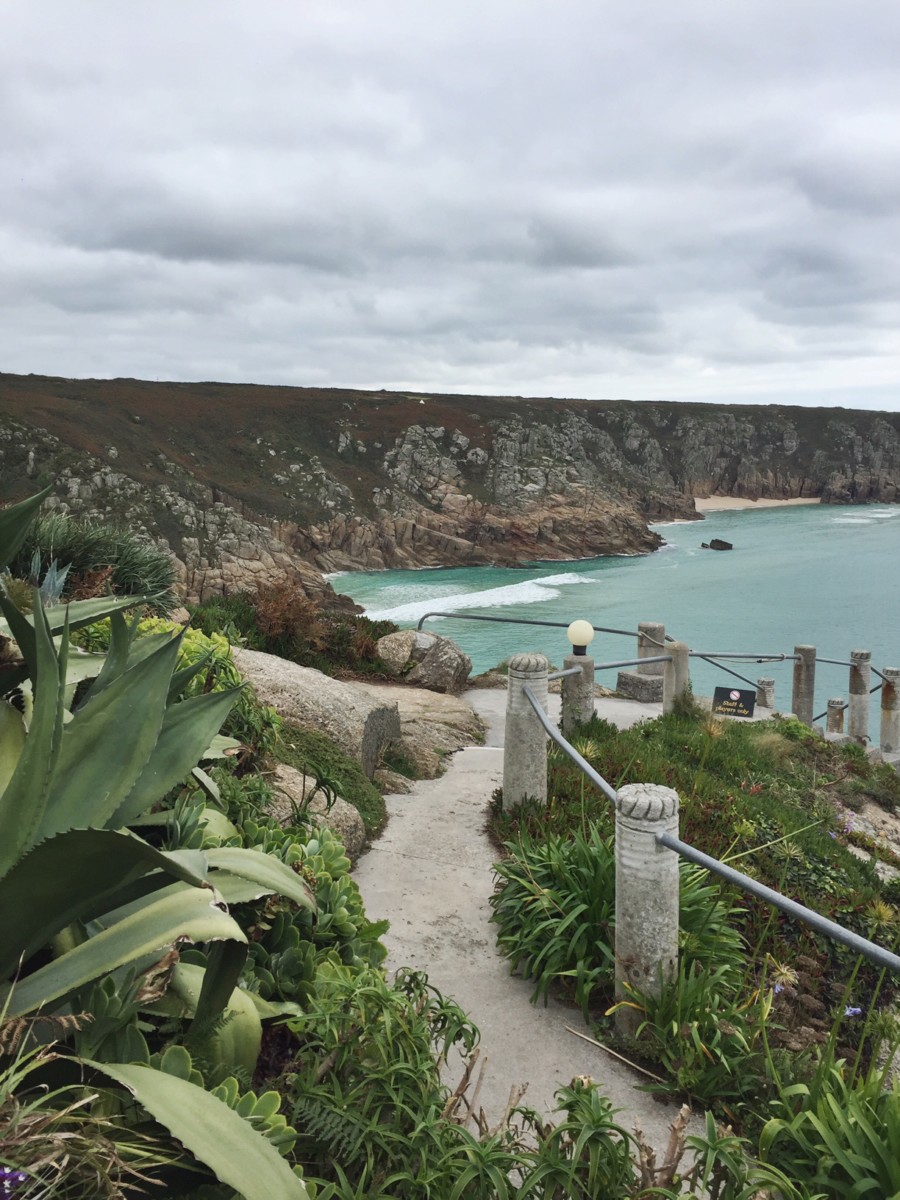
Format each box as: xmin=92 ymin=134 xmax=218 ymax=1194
xmin=1 ymin=0 xmax=899 ymax=408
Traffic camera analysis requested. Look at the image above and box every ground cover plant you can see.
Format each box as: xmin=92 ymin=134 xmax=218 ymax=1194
xmin=489 ymin=703 xmax=900 ymax=1194
xmin=188 ymin=581 xmax=399 ymax=680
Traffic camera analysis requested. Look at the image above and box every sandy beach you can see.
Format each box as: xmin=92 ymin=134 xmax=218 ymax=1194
xmin=692 ymin=495 xmax=821 ymax=514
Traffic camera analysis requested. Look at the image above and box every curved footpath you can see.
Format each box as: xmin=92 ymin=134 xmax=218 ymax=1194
xmin=353 ymin=686 xmax=694 ymax=1153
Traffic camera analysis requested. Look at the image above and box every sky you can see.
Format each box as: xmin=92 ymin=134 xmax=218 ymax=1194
xmin=2 ymin=1 xmax=899 ymax=410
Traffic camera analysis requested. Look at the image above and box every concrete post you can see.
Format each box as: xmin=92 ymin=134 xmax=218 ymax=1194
xmin=638 ymin=622 xmax=666 ymax=676
xmin=662 ymin=641 xmax=690 ymax=714
xmin=826 ymin=698 xmax=845 ymax=735
xmin=561 ymin=653 xmax=595 ymax=736
xmin=756 ymin=678 xmax=775 ymax=709
xmin=848 ymin=650 xmax=871 ymax=744
xmin=881 ymin=668 xmax=900 ymax=755
xmin=792 ymin=646 xmax=816 ymax=726
xmin=503 ymin=653 xmax=549 ymax=808
xmin=615 ymin=783 xmax=680 ymax=1038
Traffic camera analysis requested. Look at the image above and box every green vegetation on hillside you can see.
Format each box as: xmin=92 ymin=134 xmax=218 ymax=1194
xmin=489 ymin=704 xmax=900 ymax=1193
xmin=189 ymin=584 xmax=398 ymax=679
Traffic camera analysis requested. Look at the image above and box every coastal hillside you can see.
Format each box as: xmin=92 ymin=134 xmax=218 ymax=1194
xmin=1 ymin=372 xmax=899 ymax=601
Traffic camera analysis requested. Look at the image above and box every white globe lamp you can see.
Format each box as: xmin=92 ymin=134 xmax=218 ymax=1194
xmin=567 ymin=619 xmax=595 ymax=657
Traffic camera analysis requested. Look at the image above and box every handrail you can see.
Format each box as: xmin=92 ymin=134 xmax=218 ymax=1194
xmin=690 ymin=652 xmax=801 ymax=662
xmin=522 ymin=685 xmax=618 ymax=803
xmin=519 ymin=684 xmax=900 ymax=974
xmin=593 ymin=655 xmax=672 ymax=672
xmin=415 ymin=611 xmax=641 ymax=638
xmin=547 ymin=667 xmax=583 ymax=681
xmin=812 ymin=682 xmax=884 ymax=726
xmin=658 ymin=832 xmax=900 ymax=972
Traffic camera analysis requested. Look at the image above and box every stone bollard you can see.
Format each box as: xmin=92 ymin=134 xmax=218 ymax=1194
xmin=638 ymin=622 xmax=667 ymax=676
xmin=614 ymin=783 xmax=680 ymax=1038
xmin=561 ymin=654 xmax=595 ymax=736
xmin=503 ymin=653 xmax=549 ymax=808
xmin=826 ymin=698 xmax=846 ymax=735
xmin=792 ymin=645 xmax=816 ymax=726
xmin=756 ymin=678 xmax=775 ymax=709
xmin=848 ymin=650 xmax=871 ymax=743
xmin=880 ymin=668 xmax=900 ymax=756
xmin=662 ymin=641 xmax=690 ymax=714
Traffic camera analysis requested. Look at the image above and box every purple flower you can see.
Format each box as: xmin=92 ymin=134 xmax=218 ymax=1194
xmin=828 ymin=831 xmax=837 ymax=839
xmin=0 ymin=1168 xmax=29 ymax=1196
xmin=773 ymin=983 xmax=784 ymax=994
xmin=844 ymin=1005 xmax=863 ymax=1017
xmin=844 ymin=820 xmax=854 ymax=833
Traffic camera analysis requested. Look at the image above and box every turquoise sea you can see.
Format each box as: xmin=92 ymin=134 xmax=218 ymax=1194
xmin=334 ymin=503 xmax=899 ymax=736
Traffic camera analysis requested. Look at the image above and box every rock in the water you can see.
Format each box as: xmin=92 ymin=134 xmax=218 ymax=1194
xmin=406 ymin=637 xmax=472 ymax=694
xmin=266 ymin=763 xmax=366 ymax=862
xmin=708 ymin=538 xmax=733 ymax=550
xmin=233 ymin=647 xmax=401 ymax=779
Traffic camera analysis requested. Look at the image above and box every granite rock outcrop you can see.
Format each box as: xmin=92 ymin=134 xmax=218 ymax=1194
xmin=1 ymin=374 xmax=898 ymax=599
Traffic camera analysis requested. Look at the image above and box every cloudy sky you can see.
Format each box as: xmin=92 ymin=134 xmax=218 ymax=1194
xmin=2 ymin=1 xmax=899 ymax=409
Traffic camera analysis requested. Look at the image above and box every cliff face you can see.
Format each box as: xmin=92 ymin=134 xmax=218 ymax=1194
xmin=1 ymin=373 xmax=898 ymax=600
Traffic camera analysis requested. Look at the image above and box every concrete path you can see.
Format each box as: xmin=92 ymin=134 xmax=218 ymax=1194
xmin=353 ymin=685 xmax=689 ymax=1149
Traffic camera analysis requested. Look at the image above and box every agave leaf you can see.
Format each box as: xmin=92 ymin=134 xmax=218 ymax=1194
xmin=191 ymin=939 xmax=249 ymax=1039
xmin=142 ymin=960 xmax=262 ymax=1077
xmin=77 ymin=610 xmax=133 ymax=701
xmin=1 ymin=884 xmax=245 ymax=1017
xmin=0 ymin=602 xmax=64 ymax=877
xmin=109 ymin=688 xmax=239 ymax=828
xmin=80 ymin=624 xmax=175 ymax=705
xmin=0 ymin=830 xmax=209 ymax=977
xmin=85 ymin=1061 xmax=309 ymax=1198
xmin=0 ymin=593 xmax=147 ymax=641
xmin=0 ymin=700 xmax=26 ymax=796
xmin=168 ymin=650 xmax=215 ymax=703
xmin=206 ymin=847 xmax=316 ymax=912
xmin=192 ymin=766 xmax=222 ymax=805
xmin=203 ymin=733 xmax=242 ymax=760
xmin=0 ymin=585 xmax=38 ymax=676
xmin=0 ymin=487 xmax=51 ymax=569
xmin=35 ymin=634 xmax=182 ymax=839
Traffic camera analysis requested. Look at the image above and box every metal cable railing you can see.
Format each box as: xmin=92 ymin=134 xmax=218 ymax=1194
xmin=415 ymin=611 xmax=642 ymax=639
xmin=519 ymin=685 xmax=900 ymax=974
xmin=416 ymin=609 xmax=893 ymax=736
xmin=813 ymin=682 xmax=884 ymax=726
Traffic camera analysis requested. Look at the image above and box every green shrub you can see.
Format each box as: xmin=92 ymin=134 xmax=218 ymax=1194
xmin=276 ymin=722 xmax=386 ymax=838
xmin=189 ymin=582 xmax=399 ymax=679
xmin=10 ymin=510 xmax=177 ymax=611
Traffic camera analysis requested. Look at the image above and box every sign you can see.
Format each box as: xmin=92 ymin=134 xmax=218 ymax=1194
xmin=712 ymin=687 xmax=756 ymax=719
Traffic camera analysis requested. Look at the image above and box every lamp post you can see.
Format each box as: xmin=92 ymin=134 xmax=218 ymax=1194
xmin=562 ymin=620 xmax=596 ymax=734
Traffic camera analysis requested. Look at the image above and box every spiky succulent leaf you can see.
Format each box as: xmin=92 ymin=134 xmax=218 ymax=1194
xmin=109 ymin=688 xmax=239 ymax=828
xmin=0 ymin=829 xmax=209 ymax=976
xmin=0 ymin=487 xmax=51 ymax=569
xmin=0 ymin=700 xmax=26 ymax=795
xmin=86 ymin=1061 xmax=309 ymax=1198
xmin=34 ymin=634 xmax=181 ymax=840
xmin=1 ymin=884 xmax=246 ymax=1017
xmin=144 ymin=960 xmax=262 ymax=1077
xmin=0 ymin=601 xmax=64 ymax=877
xmin=206 ymin=847 xmax=316 ymax=912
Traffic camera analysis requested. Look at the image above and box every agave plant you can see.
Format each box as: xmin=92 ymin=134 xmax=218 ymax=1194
xmin=0 ymin=490 xmax=311 ymax=1198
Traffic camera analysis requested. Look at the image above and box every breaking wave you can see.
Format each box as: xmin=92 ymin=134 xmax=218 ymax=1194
xmin=363 ymin=572 xmax=590 ymax=622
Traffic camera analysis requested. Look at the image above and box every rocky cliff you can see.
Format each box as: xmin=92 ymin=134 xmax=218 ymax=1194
xmin=1 ymin=373 xmax=898 ymax=600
